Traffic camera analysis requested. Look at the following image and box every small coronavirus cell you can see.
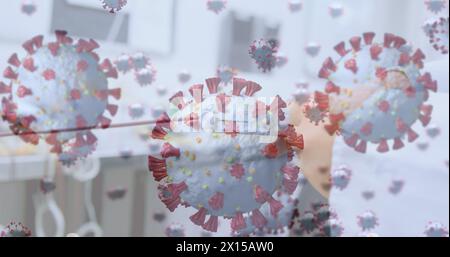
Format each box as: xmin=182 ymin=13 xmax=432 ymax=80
xmin=427 ymin=17 xmax=449 ymax=54
xmin=322 ymin=218 xmax=344 ymax=237
xmin=424 ymin=0 xmax=447 ymax=14
xmin=128 ymin=103 xmax=145 ymax=119
xmin=305 ymin=42 xmax=321 ymax=57
xmin=21 ymin=0 xmax=37 ymax=16
xmin=249 ymin=39 xmax=279 ymax=73
xmin=148 ymin=77 xmax=304 ymax=232
xmin=362 ymin=190 xmax=375 ymax=200
xmin=0 ymin=31 xmax=121 ymax=166
xmin=207 ymin=0 xmax=227 ymax=14
xmin=100 ymin=0 xmax=127 ymax=13
xmin=357 ymin=210 xmax=379 ymax=231
xmin=233 ymin=190 xmax=299 ymax=236
xmin=329 ymin=2 xmax=344 ymax=18
xmin=388 ymin=179 xmax=405 ymax=195
xmin=331 ymin=164 xmax=352 ymax=190
xmin=216 ymin=66 xmax=237 ymax=86
xmin=115 ymin=53 xmax=157 ymax=87
xmin=296 ymin=211 xmax=318 ymax=234
xmin=166 ymin=223 xmax=186 ymax=237
xmin=288 ymin=0 xmax=303 ymax=13
xmin=424 ymin=221 xmax=449 ymax=237
xmin=178 ymin=70 xmax=192 ymax=84
xmin=317 ymin=33 xmax=437 ymax=153
xmin=1 ymin=221 xmax=31 ymax=237
xmin=40 ymin=177 xmax=56 ymax=194
xmin=107 ymin=187 xmax=127 ymax=200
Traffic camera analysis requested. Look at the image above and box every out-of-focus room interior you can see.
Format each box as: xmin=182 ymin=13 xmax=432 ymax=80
xmin=0 ymin=0 xmax=448 ymax=237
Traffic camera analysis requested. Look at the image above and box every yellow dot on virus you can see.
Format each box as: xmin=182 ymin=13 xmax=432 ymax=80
xmin=197 ymin=204 xmax=204 ymax=208
xmin=212 ymin=133 xmax=220 ymax=139
xmin=195 ymin=137 xmax=202 ymax=144
xmin=246 ymin=176 xmax=253 ymax=183
xmin=248 ymin=168 xmax=256 ymax=175
xmin=190 ymin=153 xmax=196 ymax=161
xmin=202 ymin=184 xmax=209 ymax=190
xmin=218 ymin=177 xmax=225 ymax=184
xmin=234 ymin=144 xmax=241 ymax=151
xmin=184 ymin=151 xmax=190 ymax=158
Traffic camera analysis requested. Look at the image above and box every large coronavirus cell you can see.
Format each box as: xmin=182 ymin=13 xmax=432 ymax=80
xmin=148 ymin=77 xmax=304 ymax=232
xmin=316 ymin=32 xmax=437 ymax=153
xmin=0 ymin=31 xmax=121 ymax=166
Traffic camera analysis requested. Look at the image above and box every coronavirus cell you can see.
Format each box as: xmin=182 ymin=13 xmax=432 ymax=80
xmin=148 ymin=77 xmax=304 ymax=232
xmin=317 ymin=33 xmax=437 ymax=153
xmin=424 ymin=221 xmax=449 ymax=237
xmin=357 ymin=210 xmax=379 ymax=231
xmin=331 ymin=164 xmax=352 ymax=190
xmin=207 ymin=0 xmax=227 ymax=14
xmin=115 ymin=52 xmax=157 ymax=87
xmin=249 ymin=39 xmax=279 ymax=73
xmin=21 ymin=0 xmax=37 ymax=16
xmin=100 ymin=0 xmax=127 ymax=13
xmin=0 ymin=221 xmax=31 ymax=237
xmin=424 ymin=0 xmax=447 ymax=14
xmin=427 ymin=17 xmax=449 ymax=54
xmin=0 ymin=31 xmax=121 ymax=166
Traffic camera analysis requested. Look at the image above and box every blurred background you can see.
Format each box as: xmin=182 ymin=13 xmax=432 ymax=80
xmin=0 ymin=0 xmax=448 ymax=237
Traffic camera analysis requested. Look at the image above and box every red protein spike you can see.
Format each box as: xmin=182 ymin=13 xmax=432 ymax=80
xmin=230 ymin=163 xmax=245 ymax=179
xmin=151 ymin=126 xmax=168 ymax=140
xmin=334 ymin=41 xmax=348 ymax=56
xmin=378 ymin=100 xmax=390 ymax=113
xmin=202 ymin=216 xmax=218 ymax=232
xmin=216 ymin=93 xmax=230 ymax=113
xmin=393 ymin=138 xmax=404 ymax=150
xmin=169 ymin=91 xmax=185 ymax=110
xmin=106 ymin=104 xmax=118 ymax=116
xmin=262 ymin=143 xmax=279 ymax=159
xmin=205 ymin=77 xmax=220 ymax=94
xmin=254 ymin=185 xmax=270 ymax=204
xmin=377 ymin=139 xmax=389 ymax=153
xmin=32 ymin=35 xmax=44 ymax=49
xmin=8 ymin=54 xmax=21 ymax=67
xmin=393 ymin=36 xmax=406 ymax=49
xmin=245 ymin=81 xmax=262 ymax=96
xmin=161 ymin=143 xmax=181 ymax=158
xmin=232 ymin=78 xmax=247 ymax=96
xmin=350 ymin=36 xmax=362 ymax=51
xmin=47 ymin=42 xmax=60 ymax=56
xmin=344 ymin=134 xmax=359 ymax=148
xmin=42 ymin=69 xmax=56 ymax=80
xmin=419 ymin=114 xmax=431 ymax=126
xmin=148 ymin=155 xmax=168 ymax=181
xmin=189 ymin=84 xmax=204 ymax=103
xmin=407 ymin=128 xmax=418 ymax=142
xmin=22 ymin=39 xmax=35 ymax=54
xmin=77 ymin=60 xmax=88 ymax=72
xmin=360 ymin=122 xmax=373 ymax=136
xmin=156 ymin=112 xmax=171 ymax=129
xmin=370 ymin=45 xmax=383 ymax=60
xmin=208 ymin=192 xmax=224 ymax=210
xmin=23 ymin=58 xmax=37 ymax=72
xmin=322 ymin=57 xmax=337 ymax=71
xmin=267 ymin=197 xmax=283 ymax=217
xmin=98 ymin=116 xmax=111 ymax=129
xmin=344 ymin=59 xmax=358 ymax=74
xmin=231 ymin=212 xmax=246 ymax=231
xmin=16 ymin=85 xmax=33 ymax=98
xmin=251 ymin=209 xmax=268 ymax=229
xmin=190 ymin=208 xmax=207 ymax=226
xmin=325 ymin=81 xmax=340 ymax=94
xmin=355 ymin=140 xmax=367 ymax=153
xmin=384 ymin=33 xmax=396 ymax=48
xmin=363 ymin=32 xmax=376 ymax=45
xmin=0 ymin=82 xmax=11 ymax=94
